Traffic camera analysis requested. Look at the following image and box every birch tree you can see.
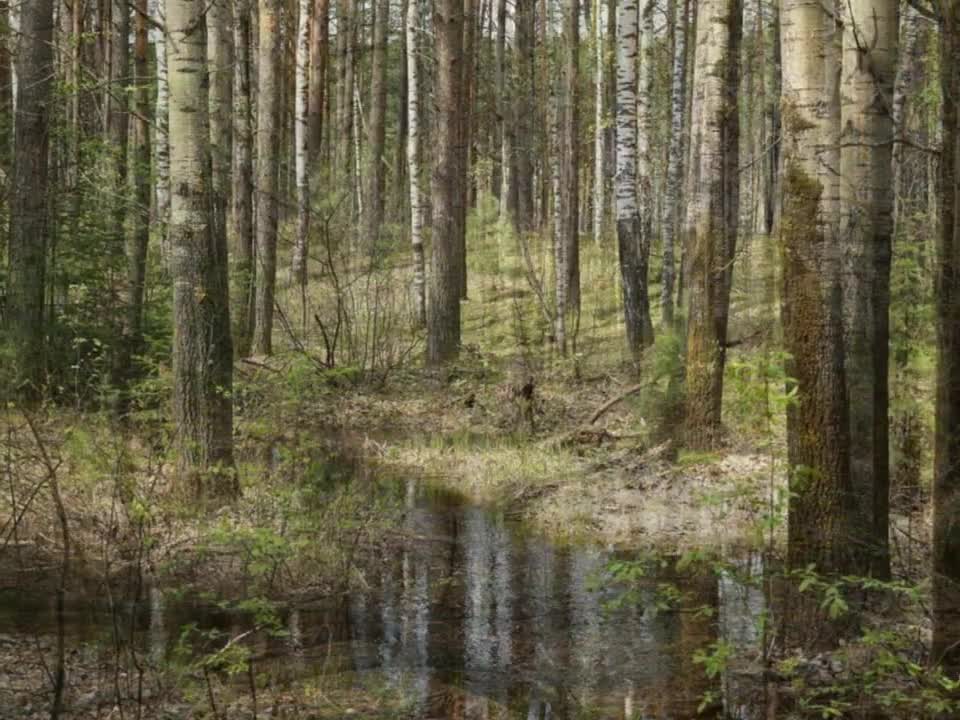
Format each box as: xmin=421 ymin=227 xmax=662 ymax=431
xmin=839 ymin=0 xmax=898 ymax=578
xmin=933 ymin=0 xmax=960 ymax=673
xmin=208 ymin=0 xmax=234 ymax=239
xmin=593 ymin=0 xmax=605 ymax=243
xmin=167 ymin=0 xmax=236 ymax=497
xmin=253 ymin=0 xmax=282 ymax=355
xmin=155 ymin=1 xmax=171 ymax=262
xmin=615 ymin=0 xmax=654 ymax=360
xmin=232 ymin=0 xmax=255 ymax=357
xmin=779 ymin=0 xmax=853 ymax=649
xmin=683 ymin=0 xmax=742 ymax=447
xmin=293 ymin=0 xmax=312 ymax=324
xmin=406 ymin=0 xmax=427 ymax=326
xmin=6 ymin=0 xmax=53 ymax=395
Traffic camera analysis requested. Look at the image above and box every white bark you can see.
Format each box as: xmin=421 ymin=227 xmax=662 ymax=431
xmin=292 ymin=0 xmax=311 ymax=299
xmin=154 ymin=1 xmax=171 ymax=262
xmin=614 ymin=0 xmax=638 ymax=225
xmin=406 ymin=0 xmax=426 ymax=325
xmin=592 ymin=0 xmax=604 ymax=242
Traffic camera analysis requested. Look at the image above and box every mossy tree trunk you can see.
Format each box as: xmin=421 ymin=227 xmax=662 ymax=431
xmin=167 ymin=0 xmax=237 ymax=499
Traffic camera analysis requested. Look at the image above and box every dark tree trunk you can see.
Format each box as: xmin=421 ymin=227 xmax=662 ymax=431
xmin=364 ymin=0 xmax=389 ymax=252
xmin=933 ymin=0 xmax=960 ymax=674
xmin=309 ymin=0 xmax=330 ymax=160
xmin=426 ymin=0 xmax=466 ymax=364
xmin=6 ymin=0 xmax=54 ymax=396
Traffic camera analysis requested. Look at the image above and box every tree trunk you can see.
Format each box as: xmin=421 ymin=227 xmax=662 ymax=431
xmin=780 ymin=0 xmax=854 ymax=651
xmin=364 ymin=0 xmax=389 ymax=253
xmin=426 ymin=0 xmax=465 ymax=364
xmin=838 ymin=0 xmax=897 ymax=579
xmin=557 ymin=0 xmax=580 ymax=349
xmin=292 ymin=0 xmax=312 ymax=330
xmin=309 ymin=0 xmax=330 ymax=160
xmin=682 ymin=0 xmax=741 ymax=448
xmin=459 ymin=0 xmax=477 ymax=298
xmin=761 ymin=0 xmax=780 ymax=236
xmin=592 ymin=0 xmax=604 ymax=244
xmin=0 ymin=1 xmax=11 ymax=174
xmin=662 ymin=0 xmax=689 ymax=327
xmin=155 ymin=0 xmax=171 ymax=264
xmin=892 ymin=3 xmax=921 ymax=238
xmin=232 ymin=0 xmax=255 ymax=357
xmin=167 ymin=0 xmax=236 ymax=498
xmin=496 ymin=0 xmax=510 ymax=218
xmin=6 ymin=0 xmax=53 ymax=396
xmin=932 ymin=0 xmax=960 ymax=674
xmin=252 ymin=0 xmax=281 ymax=356
xmin=208 ymin=0 xmax=234 ymax=243
xmin=615 ymin=0 xmax=655 ymax=362
xmin=513 ymin=0 xmax=536 ymax=231
xmin=406 ymin=0 xmax=427 ymax=326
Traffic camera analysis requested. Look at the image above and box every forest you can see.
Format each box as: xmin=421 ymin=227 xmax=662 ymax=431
xmin=0 ymin=0 xmax=959 ymax=716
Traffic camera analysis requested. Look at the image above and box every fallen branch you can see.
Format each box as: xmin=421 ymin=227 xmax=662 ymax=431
xmin=589 ymin=383 xmax=645 ymax=425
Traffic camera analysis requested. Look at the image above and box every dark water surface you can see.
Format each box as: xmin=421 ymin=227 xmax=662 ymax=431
xmin=1 ymin=477 xmax=766 ymax=719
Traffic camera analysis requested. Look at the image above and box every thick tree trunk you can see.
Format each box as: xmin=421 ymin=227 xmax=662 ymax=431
xmin=6 ymin=0 xmax=54 ymax=395
xmin=682 ymin=0 xmax=741 ymax=448
xmin=933 ymin=0 xmax=960 ymax=674
xmin=208 ymin=0 xmax=234 ymax=242
xmin=779 ymin=0 xmax=854 ymax=651
xmin=364 ymin=0 xmax=389 ymax=253
xmin=839 ymin=0 xmax=898 ymax=578
xmin=426 ymin=0 xmax=465 ymax=364
xmin=232 ymin=0 xmax=255 ymax=357
xmin=309 ymin=0 xmax=330 ymax=159
xmin=292 ymin=0 xmax=312 ymax=327
xmin=167 ymin=0 xmax=236 ymax=497
xmin=252 ymin=0 xmax=281 ymax=355
xmin=662 ymin=0 xmax=689 ymax=327
xmin=406 ymin=0 xmax=427 ymax=326
xmin=615 ymin=0 xmax=655 ymax=362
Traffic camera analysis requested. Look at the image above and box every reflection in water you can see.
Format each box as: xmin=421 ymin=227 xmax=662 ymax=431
xmin=4 ymin=480 xmax=736 ymax=719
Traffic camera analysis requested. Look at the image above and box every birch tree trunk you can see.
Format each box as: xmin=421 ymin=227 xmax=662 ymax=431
xmin=155 ymin=1 xmax=171 ymax=263
xmin=615 ymin=0 xmax=654 ymax=361
xmin=167 ymin=0 xmax=236 ymax=497
xmin=839 ymin=0 xmax=898 ymax=579
xmin=6 ymin=0 xmax=53 ymax=395
xmin=364 ymin=0 xmax=389 ymax=252
xmin=292 ymin=0 xmax=312 ymax=328
xmin=232 ymin=0 xmax=255 ymax=357
xmin=208 ymin=0 xmax=234 ymax=241
xmin=252 ymin=0 xmax=281 ymax=355
xmin=780 ymin=0 xmax=854 ymax=650
xmin=682 ymin=0 xmax=741 ymax=448
xmin=592 ymin=0 xmax=604 ymax=243
xmin=427 ymin=0 xmax=465 ymax=364
xmin=932 ymin=0 xmax=960 ymax=674
xmin=662 ymin=0 xmax=689 ymax=327
xmin=406 ymin=0 xmax=427 ymax=326
xmin=637 ymin=0 xmax=654 ymax=260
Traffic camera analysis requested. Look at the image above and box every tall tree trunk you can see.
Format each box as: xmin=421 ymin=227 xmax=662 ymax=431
xmin=309 ymin=0 xmax=330 ymax=159
xmin=557 ymin=0 xmax=580 ymax=350
xmin=682 ymin=0 xmax=741 ymax=448
xmin=932 ymin=0 xmax=960 ymax=674
xmin=780 ymin=0 xmax=854 ymax=650
xmin=231 ymin=0 xmax=255 ymax=357
xmin=513 ymin=0 xmax=536 ymax=230
xmin=892 ymin=3 xmax=921 ymax=238
xmin=118 ymin=0 xmax=152 ymax=403
xmin=761 ymin=0 xmax=780 ymax=236
xmin=496 ymin=0 xmax=510 ymax=218
xmin=6 ymin=0 xmax=54 ymax=396
xmin=839 ymin=0 xmax=897 ymax=578
xmin=426 ymin=0 xmax=465 ymax=364
xmin=167 ymin=0 xmax=236 ymax=497
xmin=252 ymin=0 xmax=281 ymax=356
xmin=0 ymin=0 xmax=11 ymax=174
xmin=364 ymin=0 xmax=389 ymax=253
xmin=155 ymin=0 xmax=171 ymax=264
xmin=592 ymin=0 xmax=604 ymax=243
xmin=406 ymin=0 xmax=427 ymax=326
xmin=637 ymin=0 xmax=654 ymax=272
xmin=208 ymin=0 xmax=234 ymax=242
xmin=662 ymin=0 xmax=689 ymax=327
xmin=293 ymin=0 xmax=312 ymax=328
xmin=615 ymin=0 xmax=655 ymax=362
xmin=459 ymin=0 xmax=477 ymax=298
